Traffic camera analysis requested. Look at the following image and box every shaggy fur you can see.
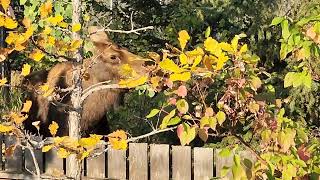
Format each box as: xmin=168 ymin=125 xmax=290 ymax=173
xmin=23 ymin=27 xmax=145 ymax=137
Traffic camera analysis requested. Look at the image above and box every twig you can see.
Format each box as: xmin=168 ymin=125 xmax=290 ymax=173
xmin=24 ymin=146 xmax=41 ymax=178
xmin=80 ymin=83 xmax=123 ymax=102
xmin=104 ymin=26 xmax=154 ymax=35
xmin=234 ymin=134 xmax=268 ymax=166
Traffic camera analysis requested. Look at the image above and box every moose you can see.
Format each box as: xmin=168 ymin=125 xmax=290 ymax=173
xmin=23 ymin=26 xmax=146 ymax=137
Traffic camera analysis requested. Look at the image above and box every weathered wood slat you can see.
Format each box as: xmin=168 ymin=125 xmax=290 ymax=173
xmin=86 ymin=144 xmax=106 ymax=178
xmin=24 ymin=147 xmax=43 ymax=175
xmin=150 ymin=144 xmax=169 ymax=180
xmin=5 ymin=135 xmax=22 ymax=172
xmin=194 ymin=147 xmax=213 ymax=180
xmin=44 ymin=149 xmax=64 ymax=177
xmin=107 ymin=148 xmax=126 ymax=179
xmin=172 ymin=146 xmax=191 ymax=180
xmin=128 ymin=143 xmax=148 ymax=180
xmin=214 ymin=149 xmax=234 ymax=179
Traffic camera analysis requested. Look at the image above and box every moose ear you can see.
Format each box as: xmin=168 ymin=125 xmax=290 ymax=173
xmin=88 ymin=26 xmax=111 ymax=45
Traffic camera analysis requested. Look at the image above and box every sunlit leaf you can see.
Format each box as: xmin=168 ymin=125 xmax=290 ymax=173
xmin=0 ymin=77 xmax=7 ymax=86
xmin=0 ymin=0 xmax=10 ymax=12
xmin=29 ymin=50 xmax=45 ymax=62
xmin=146 ymin=109 xmax=160 ymax=118
xmin=21 ymin=63 xmax=31 ymax=76
xmin=21 ymin=100 xmax=32 ymax=113
xmin=160 ymin=109 xmax=176 ymax=129
xmin=176 ymin=85 xmax=187 ymax=98
xmin=40 ymin=0 xmax=52 ymax=18
xmin=0 ymin=124 xmax=14 ymax=133
xmin=159 ymin=58 xmax=183 ymax=73
xmin=4 ymin=17 xmax=18 ymax=29
xmin=178 ymin=30 xmax=190 ymax=50
xmin=49 ymin=121 xmax=59 ymax=136
xmin=176 ymin=99 xmax=189 ymax=114
xmin=179 ymin=53 xmax=188 ymax=65
xmin=42 ymin=145 xmax=53 ymax=152
xmin=270 ymin=16 xmax=285 ymax=26
xmin=216 ymin=111 xmax=226 ymax=125
xmin=57 ymin=148 xmax=70 ymax=158
xmin=169 ymin=71 xmax=191 ymax=82
xmin=72 ymin=23 xmax=81 ymax=32
xmin=119 ymin=76 xmax=148 ymax=88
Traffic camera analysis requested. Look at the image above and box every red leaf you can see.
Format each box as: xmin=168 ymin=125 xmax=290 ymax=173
xmin=297 ymin=144 xmax=311 ymax=162
xmin=176 ymin=85 xmax=187 ymax=98
xmin=177 ymin=124 xmax=184 ymax=138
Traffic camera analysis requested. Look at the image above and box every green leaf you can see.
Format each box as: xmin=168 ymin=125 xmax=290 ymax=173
xmin=176 ymin=99 xmax=189 ymax=114
xmin=20 ymin=0 xmax=27 ymax=5
xmin=216 ymin=111 xmax=226 ymax=125
xmin=205 ymin=26 xmax=211 ymax=38
xmin=167 ymin=116 xmax=181 ymax=126
xmin=302 ymin=72 xmax=312 ymax=89
xmin=209 ymin=117 xmax=217 ymax=130
xmin=146 ymin=109 xmax=160 ymax=118
xmin=280 ymin=43 xmax=289 ymax=60
xmin=297 ymin=128 xmax=308 ymax=143
xmin=219 ymin=148 xmax=232 ymax=157
xmin=282 ymin=163 xmax=296 ymax=180
xmin=284 ymin=72 xmax=295 ymax=88
xmin=159 ymin=109 xmax=176 ymax=129
xmin=200 ymin=117 xmax=210 ymax=128
xmin=221 ymin=166 xmax=230 ymax=177
xmin=234 ymin=154 xmax=241 ymax=166
xmin=314 ymin=22 xmax=320 ymax=34
xmin=281 ymin=20 xmax=290 ymax=40
xmin=270 ymin=16 xmax=285 ymax=26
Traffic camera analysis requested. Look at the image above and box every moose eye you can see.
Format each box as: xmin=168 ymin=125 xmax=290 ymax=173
xmin=110 ymin=55 xmax=119 ymax=61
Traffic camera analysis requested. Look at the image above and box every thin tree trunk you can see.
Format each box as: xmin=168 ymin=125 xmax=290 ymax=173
xmin=0 ymin=13 xmax=10 ymax=104
xmin=67 ymin=0 xmax=83 ymax=179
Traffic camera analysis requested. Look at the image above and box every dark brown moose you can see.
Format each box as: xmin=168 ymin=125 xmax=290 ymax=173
xmin=23 ymin=26 xmax=146 ymax=137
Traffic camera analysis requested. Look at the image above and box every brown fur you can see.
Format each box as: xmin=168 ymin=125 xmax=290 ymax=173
xmin=23 ymin=27 xmax=146 ymax=137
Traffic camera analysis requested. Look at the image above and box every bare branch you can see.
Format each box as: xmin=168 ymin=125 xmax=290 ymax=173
xmin=80 ymin=83 xmax=122 ymax=102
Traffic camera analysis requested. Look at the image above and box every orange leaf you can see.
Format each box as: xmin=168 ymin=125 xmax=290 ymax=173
xmin=39 ymin=0 xmax=52 ymax=18
xmin=21 ymin=100 xmax=32 ymax=113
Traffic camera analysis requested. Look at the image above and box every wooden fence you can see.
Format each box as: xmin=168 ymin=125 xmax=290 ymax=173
xmin=0 ymin=135 xmax=256 ymax=180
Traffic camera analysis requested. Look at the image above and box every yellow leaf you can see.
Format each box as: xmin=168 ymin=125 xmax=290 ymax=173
xmin=57 ymin=148 xmax=70 ymax=158
xmin=204 ymin=37 xmax=222 ymax=56
xmin=79 ymin=134 xmax=102 ymax=148
xmin=78 ymin=150 xmax=90 ymax=160
xmin=178 ymin=30 xmax=190 ymax=50
xmin=111 ymin=139 xmax=128 ymax=150
xmin=49 ymin=121 xmax=59 ymax=136
xmin=231 ymin=35 xmax=240 ymax=51
xmin=186 ymin=47 xmax=204 ymax=57
xmin=21 ymin=63 xmax=31 ymax=76
xmin=10 ymin=112 xmax=28 ymax=124
xmin=43 ymin=26 xmax=52 ymax=35
xmin=159 ymin=58 xmax=183 ymax=73
xmin=150 ymin=76 xmax=160 ymax=89
xmin=169 ymin=71 xmax=191 ymax=82
xmin=0 ymin=124 xmax=14 ymax=133
xmin=5 ymin=32 xmax=15 ymax=44
xmin=47 ymin=36 xmax=55 ymax=47
xmin=192 ymin=55 xmax=202 ymax=67
xmin=72 ymin=23 xmax=81 ymax=32
xmin=215 ymin=53 xmax=229 ymax=70
xmin=120 ymin=64 xmax=135 ymax=77
xmin=21 ymin=100 xmax=32 ymax=113
xmin=69 ymin=39 xmax=83 ymax=51
xmin=39 ymin=0 xmax=52 ymax=18
xmin=22 ymin=17 xmax=32 ymax=28
xmin=0 ymin=15 xmax=4 ymax=26
xmin=0 ymin=77 xmax=7 ymax=86
xmin=42 ymin=145 xmax=53 ymax=152
xmin=108 ymin=130 xmax=127 ymax=140
xmin=219 ymin=42 xmax=234 ymax=52
xmin=179 ymin=53 xmax=188 ymax=65
xmin=4 ymin=17 xmax=18 ymax=29
xmin=239 ymin=44 xmax=248 ymax=53
xmin=47 ymin=15 xmax=63 ymax=25
xmin=29 ymin=49 xmax=45 ymax=62
xmin=58 ymin=21 xmax=68 ymax=28
xmin=24 ymin=27 xmax=34 ymax=39
xmin=0 ymin=0 xmax=10 ymax=12
xmin=119 ymin=76 xmax=148 ymax=88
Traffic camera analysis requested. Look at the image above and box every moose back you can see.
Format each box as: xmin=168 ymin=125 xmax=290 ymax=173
xmin=23 ymin=27 xmax=146 ymax=137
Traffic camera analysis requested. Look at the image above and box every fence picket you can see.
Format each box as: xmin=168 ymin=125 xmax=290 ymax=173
xmin=194 ymin=147 xmax=213 ymax=180
xmin=86 ymin=144 xmax=106 ymax=178
xmin=129 ymin=143 xmax=148 ymax=180
xmin=44 ymin=149 xmax=64 ymax=177
xmin=24 ymin=147 xmax=43 ymax=174
xmin=172 ymin=146 xmax=191 ymax=180
xmin=150 ymin=144 xmax=169 ymax=180
xmin=107 ymin=147 xmax=126 ymax=179
xmin=5 ymin=136 xmax=22 ymax=172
